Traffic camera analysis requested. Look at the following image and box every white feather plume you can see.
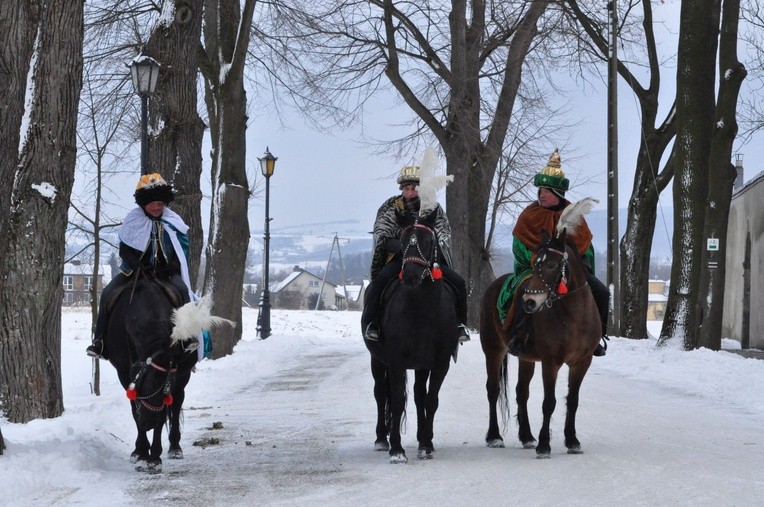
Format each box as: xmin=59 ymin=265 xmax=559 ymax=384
xmin=417 ymin=147 xmax=453 ymax=215
xmin=556 ymin=197 xmax=599 ymax=236
xmin=170 ymin=295 xmax=236 ymax=343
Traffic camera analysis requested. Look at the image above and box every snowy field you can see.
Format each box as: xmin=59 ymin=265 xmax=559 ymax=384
xmin=1 ymin=308 xmax=763 ymax=506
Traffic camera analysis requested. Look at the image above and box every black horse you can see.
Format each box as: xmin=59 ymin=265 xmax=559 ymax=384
xmin=365 ymin=213 xmax=459 ymax=463
xmin=105 ymin=271 xmax=225 ymax=473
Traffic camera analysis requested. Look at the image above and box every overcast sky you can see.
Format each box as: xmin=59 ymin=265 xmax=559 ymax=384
xmin=244 ymin=0 xmax=763 ymax=236
xmin=87 ymin=1 xmax=763 ymax=244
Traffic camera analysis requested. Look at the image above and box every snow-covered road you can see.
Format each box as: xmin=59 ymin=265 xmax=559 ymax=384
xmin=3 ymin=309 xmax=763 ymax=506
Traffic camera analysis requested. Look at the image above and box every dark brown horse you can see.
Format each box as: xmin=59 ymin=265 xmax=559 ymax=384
xmin=479 ymin=199 xmax=601 ymax=458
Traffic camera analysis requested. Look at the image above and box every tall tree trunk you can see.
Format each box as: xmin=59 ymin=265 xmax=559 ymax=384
xmin=697 ymin=0 xmax=745 ymax=350
xmin=0 ymin=0 xmax=37 ymax=274
xmin=146 ymin=0 xmax=206 ymax=290
xmin=200 ymin=0 xmax=257 ymax=357
xmin=659 ymin=0 xmax=720 ymax=349
xmin=619 ymin=135 xmax=674 ymax=339
xmin=438 ymin=0 xmax=550 ymax=326
xmin=0 ymin=0 xmax=84 ymax=422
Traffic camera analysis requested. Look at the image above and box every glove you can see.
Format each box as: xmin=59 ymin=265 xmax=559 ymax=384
xmin=385 ymin=238 xmax=402 ymax=255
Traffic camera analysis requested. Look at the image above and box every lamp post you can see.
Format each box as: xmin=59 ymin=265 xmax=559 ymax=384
xmin=257 ymin=147 xmax=277 ymax=339
xmin=128 ymin=54 xmax=160 ymax=175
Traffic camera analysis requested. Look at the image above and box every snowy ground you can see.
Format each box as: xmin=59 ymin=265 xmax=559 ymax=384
xmin=2 ymin=308 xmax=763 ymax=506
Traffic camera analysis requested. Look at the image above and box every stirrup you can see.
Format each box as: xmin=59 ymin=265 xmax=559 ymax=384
xmin=86 ymin=340 xmax=105 ymax=359
xmin=364 ymin=323 xmax=380 ymax=342
xmin=457 ymin=324 xmax=470 ymax=343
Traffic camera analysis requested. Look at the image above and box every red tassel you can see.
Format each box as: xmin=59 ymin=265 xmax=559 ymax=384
xmin=126 ymin=385 xmax=137 ymax=400
xmin=557 ymin=280 xmax=568 ymax=294
xmin=432 ymin=266 xmax=442 ymax=280
xmin=163 ymin=394 xmax=174 ymax=406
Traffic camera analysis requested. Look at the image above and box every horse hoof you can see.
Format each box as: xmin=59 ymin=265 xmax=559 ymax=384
xmin=389 ymin=453 xmax=408 ymax=464
xmin=129 ymin=452 xmax=144 ymax=464
xmin=522 ymin=441 xmax=536 ymax=449
xmin=146 ymin=462 xmax=162 ymax=474
xmin=486 ymin=438 xmax=505 ymax=448
xmin=168 ymin=449 xmax=184 ymax=459
xmin=417 ymin=448 xmax=434 ymax=460
xmin=567 ymin=446 xmax=583 ymax=455
xmin=374 ymin=440 xmax=390 ymax=452
xmin=536 ymin=451 xmax=551 ymax=459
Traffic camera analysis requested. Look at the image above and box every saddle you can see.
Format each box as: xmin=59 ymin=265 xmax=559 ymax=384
xmin=105 ymin=272 xmax=184 ymax=314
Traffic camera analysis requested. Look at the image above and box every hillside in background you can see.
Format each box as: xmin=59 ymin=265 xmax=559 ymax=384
xmin=67 ymin=208 xmax=674 ymax=287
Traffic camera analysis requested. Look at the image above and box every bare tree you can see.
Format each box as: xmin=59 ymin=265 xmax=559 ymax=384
xmin=696 ymin=0 xmax=746 ymax=350
xmin=198 ymin=0 xmax=258 ymax=357
xmin=658 ymin=0 xmax=720 ymax=348
xmin=263 ymin=0 xmax=556 ymax=323
xmin=0 ymin=0 xmax=85 ymax=422
xmin=563 ymin=0 xmax=677 ymax=339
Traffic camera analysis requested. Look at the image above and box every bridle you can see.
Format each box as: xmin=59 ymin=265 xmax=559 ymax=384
xmin=126 ymin=352 xmax=177 ymax=414
xmin=400 ymin=223 xmax=443 ymax=283
xmin=525 ymin=244 xmax=588 ymax=310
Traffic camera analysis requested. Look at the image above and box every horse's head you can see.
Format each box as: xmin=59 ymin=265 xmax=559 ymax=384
xmin=399 ymin=212 xmax=441 ymax=287
xmin=522 ymin=229 xmax=573 ymax=313
xmin=127 ymin=347 xmax=182 ymax=430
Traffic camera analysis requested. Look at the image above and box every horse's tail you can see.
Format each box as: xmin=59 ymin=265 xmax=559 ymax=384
xmin=498 ymin=354 xmax=510 ymax=433
xmin=170 ymin=295 xmax=236 ymax=343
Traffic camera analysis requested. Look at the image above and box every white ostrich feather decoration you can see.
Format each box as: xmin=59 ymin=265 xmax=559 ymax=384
xmin=417 ymin=147 xmax=453 ymax=216
xmin=171 ymin=295 xmax=236 ymax=342
xmin=556 ymin=197 xmax=599 ymax=236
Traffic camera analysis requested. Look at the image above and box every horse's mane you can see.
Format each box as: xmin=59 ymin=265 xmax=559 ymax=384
xmin=556 ymin=197 xmax=599 ymax=236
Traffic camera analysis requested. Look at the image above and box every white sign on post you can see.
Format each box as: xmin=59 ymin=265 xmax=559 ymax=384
xmin=707 ymin=238 xmax=720 ymax=251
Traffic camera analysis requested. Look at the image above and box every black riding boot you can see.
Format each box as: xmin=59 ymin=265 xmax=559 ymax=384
xmin=587 ymin=270 xmax=609 ymax=357
xmin=361 ymin=262 xmax=400 ymax=342
xmin=507 ymin=306 xmax=531 ymax=357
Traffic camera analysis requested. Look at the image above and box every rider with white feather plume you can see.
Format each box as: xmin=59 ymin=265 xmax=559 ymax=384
xmin=362 ymin=148 xmax=470 ymax=344
xmin=499 ymin=149 xmax=609 ymax=357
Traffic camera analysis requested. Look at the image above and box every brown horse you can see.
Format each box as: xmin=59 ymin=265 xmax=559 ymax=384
xmin=479 ymin=199 xmax=601 ymax=458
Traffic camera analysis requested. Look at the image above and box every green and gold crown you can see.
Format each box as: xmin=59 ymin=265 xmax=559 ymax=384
xmin=533 ymin=149 xmax=569 ymax=192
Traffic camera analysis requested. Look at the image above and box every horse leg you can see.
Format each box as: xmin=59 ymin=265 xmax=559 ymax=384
xmin=131 ymin=428 xmax=150 ymax=464
xmin=484 ymin=348 xmax=508 ymax=448
xmin=168 ymin=374 xmax=190 ymax=459
xmin=388 ymin=368 xmax=408 ymax=464
xmin=144 ymin=424 xmax=165 ymax=474
xmin=565 ymin=360 xmax=592 ymax=454
xmin=536 ymin=362 xmax=561 ymax=459
xmin=413 ymin=369 xmax=429 ymax=453
xmin=417 ymin=365 xmax=449 ymax=460
xmin=371 ymin=357 xmax=390 ymax=451
xmin=515 ymin=360 xmax=536 ymax=448
xmin=130 ymin=404 xmax=150 ymax=465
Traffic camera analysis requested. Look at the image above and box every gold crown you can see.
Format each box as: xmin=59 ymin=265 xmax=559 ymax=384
xmin=539 ymin=148 xmax=565 ymax=178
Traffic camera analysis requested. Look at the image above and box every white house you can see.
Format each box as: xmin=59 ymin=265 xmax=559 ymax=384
xmin=272 ymin=266 xmax=340 ymax=310
xmin=723 ymin=167 xmax=764 ymax=349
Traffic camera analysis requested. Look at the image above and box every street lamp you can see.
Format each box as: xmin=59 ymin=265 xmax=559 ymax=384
xmin=128 ymin=54 xmax=160 ymax=175
xmin=257 ymin=147 xmax=278 ymax=339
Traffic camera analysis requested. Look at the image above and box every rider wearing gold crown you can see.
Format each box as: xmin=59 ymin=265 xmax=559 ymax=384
xmin=86 ymin=173 xmax=194 ymax=360
xmin=362 ymin=164 xmax=469 ymax=344
xmin=499 ymin=149 xmax=608 ymax=357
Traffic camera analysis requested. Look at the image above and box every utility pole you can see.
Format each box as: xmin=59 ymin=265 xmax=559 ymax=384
xmin=316 ymin=234 xmax=350 ymax=310
xmin=607 ymin=0 xmax=620 ymax=334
